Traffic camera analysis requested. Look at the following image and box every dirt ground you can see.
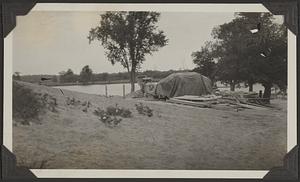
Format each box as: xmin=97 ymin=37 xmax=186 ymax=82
xmin=13 ymin=81 xmax=287 ymax=169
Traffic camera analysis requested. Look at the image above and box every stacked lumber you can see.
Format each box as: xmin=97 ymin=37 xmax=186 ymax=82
xmin=173 ymin=95 xmax=221 ymax=102
xmin=167 ymin=98 xmax=212 ymax=108
xmin=166 ymin=92 xmax=271 ymax=111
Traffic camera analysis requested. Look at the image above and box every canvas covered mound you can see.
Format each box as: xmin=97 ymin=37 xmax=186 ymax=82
xmin=155 ymin=72 xmax=212 ymax=98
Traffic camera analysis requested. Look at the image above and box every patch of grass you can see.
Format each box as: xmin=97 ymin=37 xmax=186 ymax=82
xmin=18 ymin=158 xmax=50 ymax=169
xmin=135 ymin=103 xmax=153 ymax=117
xmin=16 ymin=151 xmax=56 ymax=169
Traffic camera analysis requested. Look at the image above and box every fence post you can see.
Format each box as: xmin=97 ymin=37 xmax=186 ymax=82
xmin=105 ymin=84 xmax=108 ymax=97
xmin=123 ymin=84 xmax=125 ymax=99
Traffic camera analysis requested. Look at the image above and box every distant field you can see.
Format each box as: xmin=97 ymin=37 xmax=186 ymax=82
xmin=13 ymin=81 xmax=287 ymax=169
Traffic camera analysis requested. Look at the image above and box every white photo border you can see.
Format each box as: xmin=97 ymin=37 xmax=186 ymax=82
xmin=3 ymin=3 xmax=297 ymax=179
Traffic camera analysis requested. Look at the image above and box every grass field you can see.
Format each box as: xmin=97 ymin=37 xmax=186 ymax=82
xmin=13 ymin=81 xmax=287 ymax=169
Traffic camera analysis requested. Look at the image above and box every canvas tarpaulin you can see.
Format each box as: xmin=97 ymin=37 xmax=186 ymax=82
xmin=155 ymin=72 xmax=212 ymax=98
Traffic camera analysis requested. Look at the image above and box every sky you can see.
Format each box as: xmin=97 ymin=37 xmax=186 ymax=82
xmin=12 ymin=11 xmax=280 ymax=75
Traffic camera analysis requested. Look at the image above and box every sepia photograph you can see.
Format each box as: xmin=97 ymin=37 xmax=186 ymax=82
xmin=8 ymin=4 xmax=290 ymax=172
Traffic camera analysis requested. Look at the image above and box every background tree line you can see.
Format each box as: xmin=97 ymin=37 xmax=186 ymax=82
xmin=192 ymin=13 xmax=287 ymax=100
xmin=15 ymin=68 xmax=189 ymax=84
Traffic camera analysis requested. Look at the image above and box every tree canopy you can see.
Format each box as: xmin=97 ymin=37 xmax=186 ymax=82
xmin=59 ymin=69 xmax=77 ymax=83
xmin=192 ymin=41 xmax=217 ymax=82
xmin=79 ymin=65 xmax=93 ymax=84
xmin=88 ymin=11 xmax=168 ymax=92
xmin=192 ymin=12 xmax=287 ymax=100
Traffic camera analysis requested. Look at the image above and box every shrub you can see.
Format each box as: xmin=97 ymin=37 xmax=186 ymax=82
xmin=94 ymin=107 xmax=122 ymax=128
xmin=40 ymin=93 xmax=58 ymax=112
xmin=13 ymin=82 xmax=58 ymax=125
xmin=13 ymin=82 xmax=44 ymax=125
xmin=106 ymin=106 xmax=119 ymax=116
xmin=81 ymin=101 xmax=91 ymax=107
xmin=66 ymin=98 xmax=91 ymax=113
xmin=93 ymin=108 xmax=106 ymax=117
xmin=106 ymin=104 xmax=132 ymax=118
xmin=119 ymin=108 xmax=132 ymax=118
xmin=135 ymin=103 xmax=153 ymax=117
xmin=93 ymin=105 xmax=132 ymax=127
xmin=66 ymin=97 xmax=81 ymax=106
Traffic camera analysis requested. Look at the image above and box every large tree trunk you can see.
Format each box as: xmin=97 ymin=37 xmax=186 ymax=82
xmin=230 ymin=80 xmax=235 ymax=91
xmin=248 ymin=82 xmax=253 ymax=92
xmin=263 ymin=83 xmax=272 ymax=104
xmin=211 ymin=78 xmax=216 ymax=88
xmin=130 ymin=70 xmax=136 ymax=93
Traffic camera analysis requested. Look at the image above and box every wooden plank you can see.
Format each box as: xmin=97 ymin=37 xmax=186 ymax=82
xmin=246 ymin=98 xmax=270 ymax=100
xmin=167 ymin=98 xmax=211 ymax=108
xmin=236 ymin=103 xmax=269 ymax=110
xmin=221 ymin=96 xmax=272 ymax=108
xmin=241 ymin=100 xmax=273 ymax=108
xmin=174 ymin=95 xmax=221 ymax=102
xmin=168 ymin=96 xmax=270 ymax=110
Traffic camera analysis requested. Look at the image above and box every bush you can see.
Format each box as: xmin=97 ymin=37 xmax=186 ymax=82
xmin=106 ymin=104 xmax=132 ymax=118
xmin=94 ymin=107 xmax=122 ymax=128
xmin=93 ymin=104 xmax=132 ymax=127
xmin=66 ymin=97 xmax=81 ymax=106
xmin=13 ymin=82 xmax=44 ymax=125
xmin=13 ymin=82 xmax=58 ymax=125
xmin=135 ymin=103 xmax=153 ymax=117
xmin=106 ymin=106 xmax=119 ymax=116
xmin=119 ymin=109 xmax=132 ymax=118
xmin=40 ymin=93 xmax=58 ymax=112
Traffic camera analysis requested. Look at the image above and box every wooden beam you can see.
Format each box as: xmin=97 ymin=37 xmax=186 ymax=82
xmin=167 ymin=98 xmax=212 ymax=108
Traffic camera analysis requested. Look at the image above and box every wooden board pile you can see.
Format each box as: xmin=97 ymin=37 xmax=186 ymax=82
xmin=167 ymin=95 xmax=221 ymax=108
xmin=166 ymin=91 xmax=272 ymax=111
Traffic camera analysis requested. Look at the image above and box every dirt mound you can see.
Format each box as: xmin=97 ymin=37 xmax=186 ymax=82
xmin=13 ymin=81 xmax=59 ymax=125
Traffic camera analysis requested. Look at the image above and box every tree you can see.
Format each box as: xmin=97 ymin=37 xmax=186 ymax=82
xmin=210 ymin=16 xmax=253 ymax=91
xmin=51 ymin=76 xmax=58 ymax=83
xmin=88 ymin=11 xmax=168 ymax=92
xmin=237 ymin=13 xmax=287 ymax=100
xmin=191 ymin=41 xmax=217 ymax=83
xmin=79 ymin=65 xmax=93 ymax=84
xmin=102 ymin=72 xmax=109 ymax=81
xmin=203 ymin=12 xmax=287 ymax=96
xmin=59 ymin=69 xmax=77 ymax=83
